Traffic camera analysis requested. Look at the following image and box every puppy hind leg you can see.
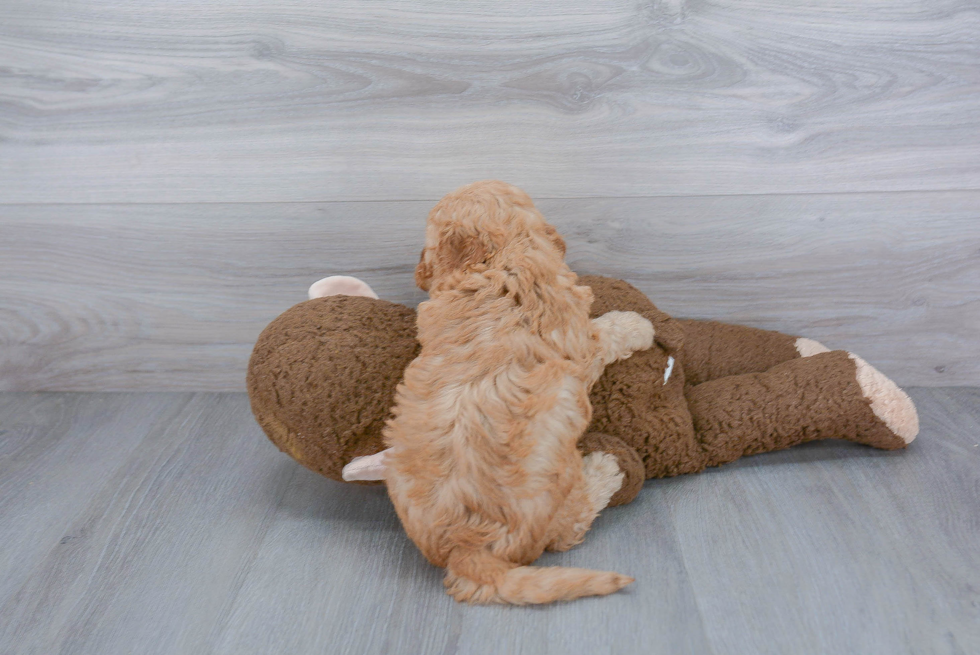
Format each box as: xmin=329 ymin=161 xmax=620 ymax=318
xmin=582 ymin=451 xmax=625 ymax=512
xmin=546 ymin=452 xmax=624 ymax=552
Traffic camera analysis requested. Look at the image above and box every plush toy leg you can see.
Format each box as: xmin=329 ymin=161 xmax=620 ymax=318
xmin=677 ymin=319 xmax=831 ymax=386
xmin=308 ymin=276 xmax=379 ymax=300
xmin=685 ymin=350 xmax=916 ymax=469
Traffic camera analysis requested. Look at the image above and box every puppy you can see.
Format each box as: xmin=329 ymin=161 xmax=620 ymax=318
xmin=384 ymin=181 xmax=655 ymax=604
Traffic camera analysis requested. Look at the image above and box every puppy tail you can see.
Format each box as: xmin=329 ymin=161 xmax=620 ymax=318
xmin=444 ymin=548 xmax=633 ymax=605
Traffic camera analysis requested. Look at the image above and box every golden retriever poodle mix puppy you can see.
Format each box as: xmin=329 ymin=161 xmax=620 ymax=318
xmin=383 ymin=180 xmax=655 ymax=605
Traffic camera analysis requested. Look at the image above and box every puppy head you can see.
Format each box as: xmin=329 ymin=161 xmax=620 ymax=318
xmin=415 ymin=180 xmax=566 ymax=292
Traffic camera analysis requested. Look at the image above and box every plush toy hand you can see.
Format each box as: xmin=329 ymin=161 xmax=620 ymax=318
xmin=342 ymin=450 xmax=389 ymax=481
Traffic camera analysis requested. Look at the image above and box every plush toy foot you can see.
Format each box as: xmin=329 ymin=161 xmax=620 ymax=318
xmin=849 ymin=354 xmax=919 ymax=444
xmin=797 ymin=341 xmax=918 ymax=444
xmin=308 ymin=276 xmax=379 ymax=300
xmin=795 ymin=337 xmax=831 ymax=357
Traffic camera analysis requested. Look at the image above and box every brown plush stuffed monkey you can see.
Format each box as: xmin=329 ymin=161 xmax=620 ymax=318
xmin=247 ymin=274 xmax=918 ymax=507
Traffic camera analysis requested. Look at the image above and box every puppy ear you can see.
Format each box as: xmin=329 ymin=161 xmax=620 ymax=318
xmin=417 ymin=230 xmax=488 ymax=290
xmin=415 ymin=247 xmax=433 ymax=291
xmin=544 ymin=224 xmax=566 ymax=258
xmin=440 ymin=229 xmax=488 ymax=274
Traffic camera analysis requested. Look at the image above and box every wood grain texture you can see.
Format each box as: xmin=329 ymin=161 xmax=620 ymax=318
xmin=0 ymin=393 xmax=192 ymax=605
xmin=1 ymin=0 xmax=978 ymax=203
xmin=0 ymin=393 xmax=293 ymax=655
xmin=0 ymin=389 xmax=977 ymax=654
xmin=3 ymin=191 xmax=978 ymax=391
xmin=670 ymin=387 xmax=980 ymax=655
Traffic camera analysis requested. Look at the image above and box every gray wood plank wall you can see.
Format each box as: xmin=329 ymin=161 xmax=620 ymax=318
xmin=1 ymin=0 xmax=978 ymax=390
xmin=2 ymin=0 xmax=978 ymax=202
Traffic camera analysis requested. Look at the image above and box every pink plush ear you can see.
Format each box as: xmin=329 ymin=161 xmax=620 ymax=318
xmin=341 ymin=450 xmax=389 ymax=481
xmin=308 ymin=276 xmax=379 ymax=300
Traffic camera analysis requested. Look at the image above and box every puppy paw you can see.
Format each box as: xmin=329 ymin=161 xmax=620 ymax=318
xmin=582 ymin=451 xmax=625 ymax=513
xmin=593 ymin=311 xmax=655 ymax=362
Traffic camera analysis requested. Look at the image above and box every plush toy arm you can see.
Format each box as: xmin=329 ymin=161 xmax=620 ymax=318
xmin=578 ymin=433 xmax=645 ymax=507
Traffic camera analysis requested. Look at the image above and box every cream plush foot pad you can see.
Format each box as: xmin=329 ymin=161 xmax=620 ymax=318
xmin=795 ymin=337 xmax=831 ymax=357
xmin=849 ymin=354 xmax=919 ymax=444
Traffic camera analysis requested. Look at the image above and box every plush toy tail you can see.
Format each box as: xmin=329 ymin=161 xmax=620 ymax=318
xmin=444 ymin=548 xmax=633 ymax=605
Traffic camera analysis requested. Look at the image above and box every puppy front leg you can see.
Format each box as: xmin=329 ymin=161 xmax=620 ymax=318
xmin=587 ymin=311 xmax=655 ymax=385
xmin=546 ymin=452 xmax=625 ymax=552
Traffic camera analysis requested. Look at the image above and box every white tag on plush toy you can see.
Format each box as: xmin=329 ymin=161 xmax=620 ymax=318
xmin=342 ymin=450 xmax=389 ymax=481
xmin=664 ymin=356 xmax=675 ymax=384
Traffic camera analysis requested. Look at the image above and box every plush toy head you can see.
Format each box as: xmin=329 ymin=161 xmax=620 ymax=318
xmin=247 ymin=294 xmax=418 ymax=482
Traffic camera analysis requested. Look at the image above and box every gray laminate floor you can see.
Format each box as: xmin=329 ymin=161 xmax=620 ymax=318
xmin=0 ymin=389 xmax=977 ymax=655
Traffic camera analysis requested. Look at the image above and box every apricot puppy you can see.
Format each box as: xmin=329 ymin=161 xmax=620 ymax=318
xmin=384 ymin=181 xmax=654 ymax=604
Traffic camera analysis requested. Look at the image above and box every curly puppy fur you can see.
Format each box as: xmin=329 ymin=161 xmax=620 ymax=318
xmin=383 ymin=181 xmax=653 ymax=605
